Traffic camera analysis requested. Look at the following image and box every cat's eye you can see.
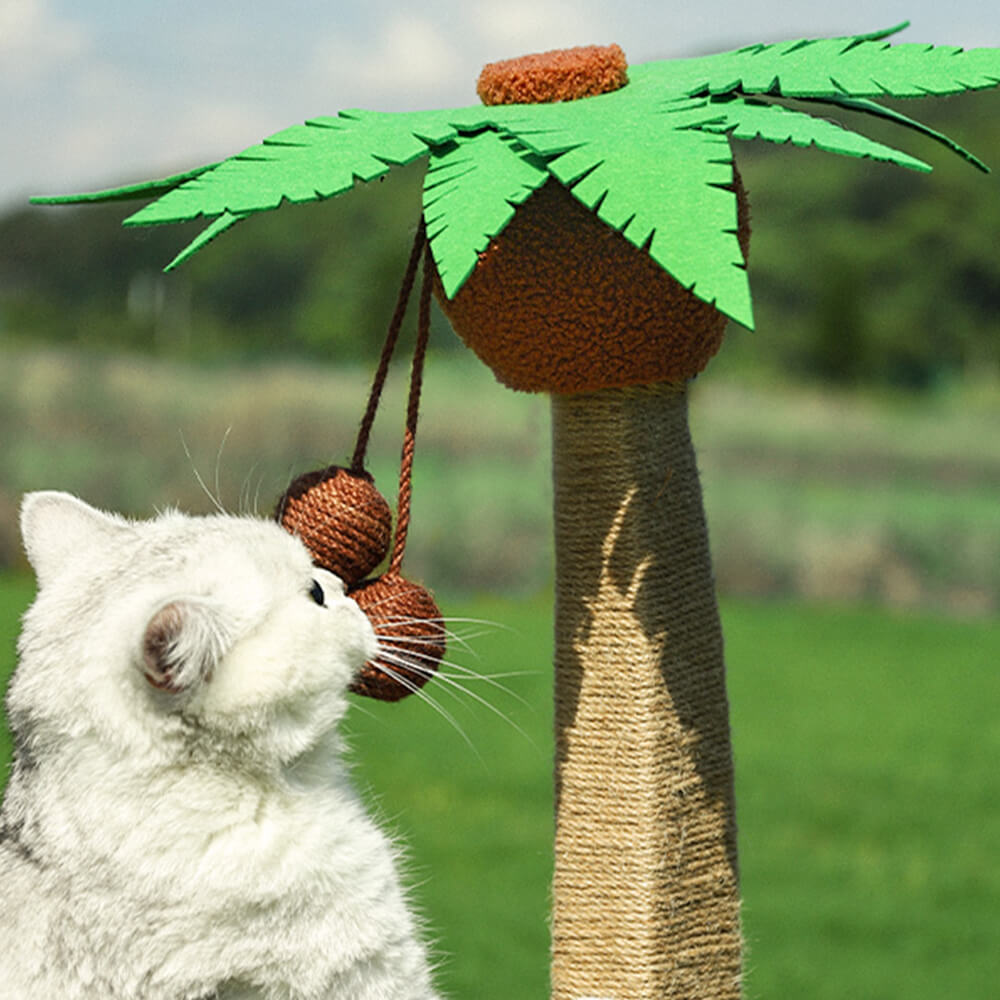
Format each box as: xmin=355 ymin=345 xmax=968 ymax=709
xmin=309 ymin=580 xmax=326 ymax=606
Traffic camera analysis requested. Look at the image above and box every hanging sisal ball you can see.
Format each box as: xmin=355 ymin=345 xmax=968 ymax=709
xmin=275 ymin=466 xmax=392 ymax=585
xmin=348 ymin=573 xmax=446 ymax=702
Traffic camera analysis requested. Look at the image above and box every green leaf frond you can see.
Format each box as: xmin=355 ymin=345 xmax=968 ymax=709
xmin=30 ymin=21 xmax=1000 ymax=318
xmin=123 ymin=109 xmax=462 ymax=227
xmin=696 ymin=96 xmax=932 ymax=172
xmin=491 ymin=94 xmax=751 ymax=327
xmin=30 ymin=163 xmax=218 ymax=206
xmin=164 ymin=212 xmax=246 ymax=272
xmin=424 ymin=131 xmax=549 ymax=298
xmin=639 ymin=26 xmax=1000 ymax=103
xmin=810 ymin=95 xmax=990 ymax=171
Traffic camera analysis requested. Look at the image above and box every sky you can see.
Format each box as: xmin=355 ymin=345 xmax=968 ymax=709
xmin=4 ymin=0 xmax=1000 ymax=208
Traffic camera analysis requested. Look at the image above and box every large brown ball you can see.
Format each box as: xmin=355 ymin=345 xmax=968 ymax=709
xmin=348 ymin=573 xmax=446 ymax=702
xmin=434 ymin=175 xmax=750 ymax=393
xmin=275 ymin=466 xmax=392 ymax=585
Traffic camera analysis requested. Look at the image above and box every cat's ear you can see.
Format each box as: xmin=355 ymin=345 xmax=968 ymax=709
xmin=20 ymin=491 xmax=128 ymax=587
xmin=142 ymin=600 xmax=228 ymax=695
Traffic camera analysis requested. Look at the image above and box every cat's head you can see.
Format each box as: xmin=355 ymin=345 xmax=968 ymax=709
xmin=9 ymin=492 xmax=376 ymax=771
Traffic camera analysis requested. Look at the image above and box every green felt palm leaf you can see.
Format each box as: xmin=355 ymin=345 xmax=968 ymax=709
xmin=814 ymin=95 xmax=989 ymax=170
xmin=164 ymin=212 xmax=247 ymax=271
xmin=30 ymin=164 xmax=219 ymax=206
xmin=423 ymin=132 xmax=550 ymax=298
xmin=124 ymin=109 xmax=461 ymax=227
xmin=645 ymin=27 xmax=1000 ymax=100
xmin=30 ymin=23 xmax=1000 ymax=322
xmin=698 ymin=96 xmax=932 ymax=171
xmin=497 ymin=94 xmax=752 ymax=326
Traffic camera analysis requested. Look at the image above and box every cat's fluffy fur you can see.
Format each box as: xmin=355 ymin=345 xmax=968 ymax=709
xmin=0 ymin=492 xmax=440 ymax=1000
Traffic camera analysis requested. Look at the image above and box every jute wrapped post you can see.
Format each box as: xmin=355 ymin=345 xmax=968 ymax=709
xmin=550 ymin=386 xmax=739 ymax=999
xmin=435 ymin=45 xmax=750 ymax=1000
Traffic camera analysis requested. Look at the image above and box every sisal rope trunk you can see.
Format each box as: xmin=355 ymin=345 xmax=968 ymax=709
xmin=551 ymin=382 xmax=742 ymax=1000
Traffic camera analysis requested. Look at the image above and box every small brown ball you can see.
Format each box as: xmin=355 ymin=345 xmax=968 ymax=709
xmin=275 ymin=466 xmax=392 ymax=585
xmin=348 ymin=573 xmax=446 ymax=702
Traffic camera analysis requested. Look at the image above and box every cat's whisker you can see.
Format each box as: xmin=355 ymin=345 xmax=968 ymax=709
xmin=424 ymin=659 xmax=536 ymax=703
xmin=179 ymin=432 xmax=228 ymax=516
xmin=372 ymin=618 xmax=535 ymax=710
xmin=375 ymin=649 xmax=535 ymax=746
xmin=373 ymin=632 xmax=498 ymax=688
xmin=367 ymin=613 xmax=503 ymax=656
xmin=366 ymin=660 xmax=481 ymax=761
xmin=213 ymin=427 xmax=233 ymax=513
xmin=238 ymin=463 xmax=262 ymax=518
xmin=437 ymin=669 xmax=536 ymax=683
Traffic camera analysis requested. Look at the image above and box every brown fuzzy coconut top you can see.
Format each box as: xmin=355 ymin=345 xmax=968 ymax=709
xmin=477 ymin=44 xmax=628 ymax=105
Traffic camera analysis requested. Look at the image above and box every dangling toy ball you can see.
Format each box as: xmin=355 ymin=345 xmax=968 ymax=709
xmin=276 ymin=465 xmax=392 ymax=585
xmin=349 ymin=573 xmax=446 ymax=702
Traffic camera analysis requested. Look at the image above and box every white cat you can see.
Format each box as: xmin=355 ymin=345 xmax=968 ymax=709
xmin=0 ymin=492 xmax=441 ymax=1000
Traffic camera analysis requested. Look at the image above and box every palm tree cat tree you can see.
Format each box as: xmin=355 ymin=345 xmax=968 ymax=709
xmin=34 ymin=21 xmax=1000 ymax=1000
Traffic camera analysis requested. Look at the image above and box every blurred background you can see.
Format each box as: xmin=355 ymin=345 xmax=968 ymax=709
xmin=1 ymin=2 xmax=998 ymax=998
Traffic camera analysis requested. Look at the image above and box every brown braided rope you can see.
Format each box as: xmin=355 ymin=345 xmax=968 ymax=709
xmin=275 ymin=219 xmax=444 ymax=702
xmin=388 ymin=242 xmax=433 ymax=576
xmin=551 ymin=383 xmax=741 ymax=1000
xmin=353 ymin=220 xmax=428 ymax=471
xmin=276 ymin=221 xmax=428 ymax=585
xmin=348 ymin=240 xmax=445 ymax=701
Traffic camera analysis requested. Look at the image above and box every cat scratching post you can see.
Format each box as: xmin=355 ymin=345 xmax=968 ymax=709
xmin=435 ymin=46 xmax=750 ymax=1000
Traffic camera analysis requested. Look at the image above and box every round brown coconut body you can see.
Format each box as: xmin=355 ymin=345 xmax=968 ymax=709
xmin=433 ymin=45 xmax=751 ymax=394
xmin=348 ymin=573 xmax=446 ymax=702
xmin=275 ymin=466 xmax=392 ymax=585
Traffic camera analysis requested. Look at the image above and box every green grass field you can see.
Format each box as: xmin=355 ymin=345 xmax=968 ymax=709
xmin=1 ymin=575 xmax=997 ymax=998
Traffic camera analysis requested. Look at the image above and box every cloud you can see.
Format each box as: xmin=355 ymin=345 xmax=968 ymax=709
xmin=305 ymin=3 xmax=619 ymax=112
xmin=309 ymin=14 xmax=467 ymax=109
xmin=0 ymin=0 xmax=89 ymax=84
xmin=469 ymin=0 xmax=614 ymax=57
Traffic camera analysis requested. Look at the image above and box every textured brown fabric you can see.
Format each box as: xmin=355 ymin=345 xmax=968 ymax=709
xmin=275 ymin=466 xmax=392 ymax=585
xmin=434 ymin=175 xmax=750 ymax=393
xmin=550 ymin=383 xmax=742 ymax=999
xmin=348 ymin=573 xmax=446 ymax=701
xmin=477 ymin=44 xmax=628 ymax=105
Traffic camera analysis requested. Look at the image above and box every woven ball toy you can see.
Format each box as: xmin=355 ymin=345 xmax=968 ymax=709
xmin=274 ymin=462 xmax=445 ymax=702
xmin=348 ymin=572 xmax=446 ymax=702
xmin=275 ymin=465 xmax=392 ymax=585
